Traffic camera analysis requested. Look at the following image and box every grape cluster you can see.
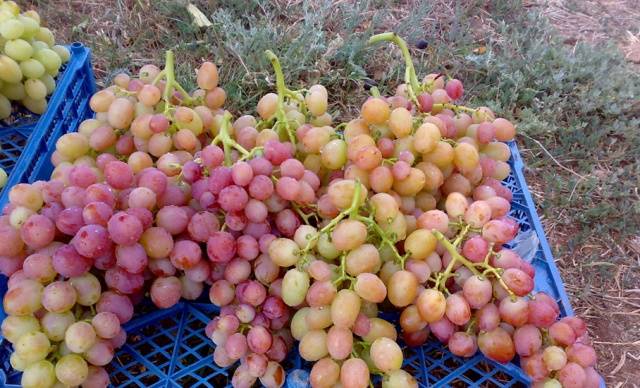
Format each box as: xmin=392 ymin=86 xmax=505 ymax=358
xmin=0 ymin=32 xmax=603 ymax=388
xmin=0 ymin=1 xmax=70 ymax=119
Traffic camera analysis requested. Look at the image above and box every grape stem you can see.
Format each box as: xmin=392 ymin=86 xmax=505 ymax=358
xmin=264 ymin=50 xmax=297 ymax=148
xmin=369 ymin=32 xmax=421 ymax=103
xmin=432 ymin=103 xmax=477 ymax=114
xmin=433 ymin=230 xmax=482 ymax=288
xmin=333 ymin=252 xmax=356 ymax=288
xmin=297 ymin=182 xmax=363 ymax=268
xmin=160 ymin=50 xmax=194 ymax=115
xmin=211 ymin=112 xmax=251 ymax=166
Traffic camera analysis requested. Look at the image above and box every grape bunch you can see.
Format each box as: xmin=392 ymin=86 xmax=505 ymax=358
xmin=0 ymin=32 xmax=604 ymax=388
xmin=57 ymin=51 xmax=225 ymax=171
xmin=0 ymin=1 xmax=70 ymax=118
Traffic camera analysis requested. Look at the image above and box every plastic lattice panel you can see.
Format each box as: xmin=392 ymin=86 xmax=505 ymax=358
xmin=0 ymin=43 xmax=97 ymax=205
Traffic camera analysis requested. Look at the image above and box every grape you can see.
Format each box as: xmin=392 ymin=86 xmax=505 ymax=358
xmin=1 ymin=315 xmax=40 ymax=344
xmin=207 ymin=231 xmax=236 ymax=263
xmin=326 ymin=325 xmax=353 ymax=360
xmin=499 ymin=296 xmax=529 ymax=327
xmin=259 ymin=361 xmax=285 ymax=388
xmin=21 ymin=360 xmax=56 ymax=388
xmin=15 ymin=331 xmax=50 ymax=363
xmin=522 ymin=352 xmax=549 ymax=382
xmin=478 ymin=327 xmax=516 ymax=363
xmin=282 ymin=268 xmax=310 ymax=307
xmin=354 ymin=273 xmax=387 ymax=303
xmin=96 ymin=291 xmax=134 ymax=324
xmin=513 ymin=324 xmax=542 ymax=357
xmin=83 ymin=366 xmax=110 ymax=388
xmin=3 ymin=278 xmax=43 ymax=315
xmin=416 ymin=288 xmax=446 ymax=323
xmin=345 ymin=244 xmax=381 ymax=276
xmin=306 ymin=280 xmax=337 ymax=307
xmin=246 ymin=325 xmax=272 ymax=354
xmin=42 ymin=281 xmax=77 ymax=313
xmin=387 ymin=270 xmax=418 ymax=308
xmin=558 ymin=362 xmax=586 ymax=388
xmin=370 ymin=337 xmax=403 ymax=372
xmin=444 ymin=332 xmax=475 ymax=359
xmin=91 ymin=312 xmax=121 ymax=339
xmin=65 ymin=321 xmax=97 ymax=353
xmin=566 ymin=342 xmax=597 ymax=367
xmin=85 ymin=339 xmax=115 ymax=366
xmin=331 ymin=289 xmax=361 ymax=328
xmin=340 ymin=357 xmax=370 ymax=388
xmin=528 ymin=292 xmax=560 ymax=328
xmin=23 ymin=253 xmax=56 ymax=282
xmin=549 ymin=321 xmax=577 ymax=346
xmin=560 ymin=316 xmax=587 ymax=338
xmin=150 ymin=276 xmax=182 ymax=308
xmin=445 ymin=293 xmax=471 ymax=326
xmin=462 ymin=275 xmax=492 ymax=308
xmin=542 ymin=345 xmax=567 ymax=371
xmin=55 ymin=354 xmax=89 ymax=387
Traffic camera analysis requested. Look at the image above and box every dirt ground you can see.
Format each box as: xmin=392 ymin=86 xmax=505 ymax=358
xmin=529 ymin=0 xmax=640 ymax=386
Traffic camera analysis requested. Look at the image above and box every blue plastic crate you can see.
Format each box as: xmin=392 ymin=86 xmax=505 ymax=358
xmin=0 ymin=42 xmax=97 ymax=206
xmin=0 ymin=136 xmax=578 ymax=387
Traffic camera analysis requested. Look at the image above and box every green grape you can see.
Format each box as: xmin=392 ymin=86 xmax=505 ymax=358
xmin=46 ymin=65 xmax=59 ymax=77
xmin=22 ymin=360 xmax=56 ymax=388
xmin=22 ymin=96 xmax=47 ymax=114
xmin=25 ymin=78 xmax=47 ymax=100
xmin=0 ymin=2 xmax=20 ymax=16
xmin=35 ymin=27 xmax=54 ymax=47
xmin=5 ymin=38 xmax=34 ymax=61
xmin=34 ymin=48 xmax=61 ymax=72
xmin=31 ymin=40 xmax=48 ymax=51
xmin=15 ymin=331 xmax=50 ymax=363
xmin=0 ymin=18 xmax=24 ymax=40
xmin=0 ymin=94 xmax=10 ymax=119
xmin=0 ymin=11 xmax=15 ymax=23
xmin=55 ymin=354 xmax=88 ymax=387
xmin=10 ymin=352 xmax=29 ymax=371
xmin=18 ymin=15 xmax=39 ymax=39
xmin=52 ymin=45 xmax=70 ymax=63
xmin=1 ymin=81 xmax=25 ymax=100
xmin=20 ymin=58 xmax=45 ymax=78
xmin=23 ymin=10 xmax=41 ymax=24
xmin=0 ymin=54 xmax=23 ymax=83
xmin=40 ymin=74 xmax=55 ymax=94
xmin=0 ymin=167 xmax=7 ymax=188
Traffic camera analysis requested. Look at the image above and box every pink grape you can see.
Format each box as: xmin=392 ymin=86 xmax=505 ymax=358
xmin=207 ymin=231 xmax=236 ymax=263
xmin=248 ymin=175 xmax=274 ymax=200
xmin=448 ymin=332 xmax=477 ymax=357
xmin=71 ymin=224 xmax=112 ymax=259
xmin=61 ymin=186 xmax=86 ymax=208
xmin=156 ymin=205 xmax=189 ymax=235
xmin=115 ymin=243 xmax=148 ymax=274
xmin=502 ymin=268 xmax=534 ymax=296
xmin=247 ymin=325 xmax=272 ymax=354
xmin=91 ymin=312 xmax=121 ymax=339
xmin=105 ymin=267 xmax=144 ymax=294
xmin=513 ymin=324 xmax=542 ymax=357
xmin=82 ymin=202 xmax=113 ymax=226
xmin=462 ymin=275 xmax=493 ymax=308
xmin=23 ymin=253 xmax=56 ymax=282
xmin=20 ymin=214 xmax=55 ymax=249
xmin=52 ymin=245 xmax=92 ymax=277
xmin=225 ymin=332 xmax=248 ymax=360
xmin=528 ymin=292 xmax=560 ymax=328
xmin=170 ymin=240 xmax=202 ymax=270
xmin=56 ymin=207 xmax=84 ymax=235
xmin=96 ymin=291 xmax=134 ymax=323
xmin=104 ymin=161 xmax=134 ymax=189
xmin=150 ymin=276 xmax=182 ymax=308
xmin=107 ymin=212 xmax=143 ymax=245
xmin=462 ymin=236 xmax=490 ymax=263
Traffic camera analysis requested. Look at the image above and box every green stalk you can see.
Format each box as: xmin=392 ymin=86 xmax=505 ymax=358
xmin=369 ymin=32 xmax=421 ymax=100
xmin=265 ymin=50 xmax=297 ymax=147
